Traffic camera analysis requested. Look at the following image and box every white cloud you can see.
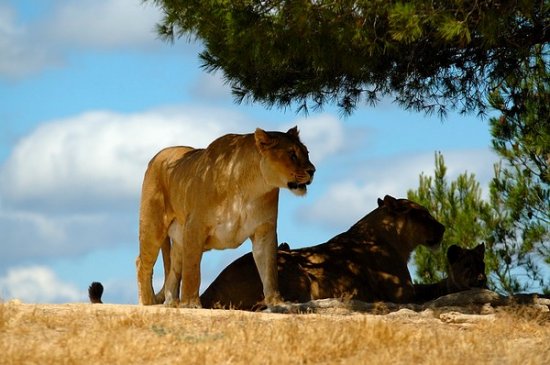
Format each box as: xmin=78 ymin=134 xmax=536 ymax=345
xmin=44 ymin=0 xmax=163 ymax=49
xmin=0 ymin=107 xmax=345 ymax=214
xmin=191 ymin=71 xmax=233 ymax=101
xmin=299 ymin=149 xmax=499 ymax=229
xmin=292 ymin=114 xmax=346 ymax=163
xmin=0 ymin=4 xmax=59 ymax=78
xmin=0 ymin=106 xmax=250 ymax=212
xmin=0 ymin=265 xmax=84 ymax=303
xmin=0 ymin=209 xmax=136 ymax=263
xmin=0 ymin=0 xmax=172 ymax=78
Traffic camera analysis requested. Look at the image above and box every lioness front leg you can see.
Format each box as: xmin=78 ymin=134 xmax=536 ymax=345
xmin=137 ymin=188 xmax=168 ymax=305
xmin=251 ymin=223 xmax=283 ymax=305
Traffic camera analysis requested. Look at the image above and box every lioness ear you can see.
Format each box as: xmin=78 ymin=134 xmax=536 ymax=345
xmin=377 ymin=198 xmax=384 ymax=207
xmin=383 ymin=195 xmax=398 ymax=210
xmin=255 ymin=128 xmax=278 ymax=150
xmin=447 ymin=244 xmax=463 ymax=264
xmin=287 ymin=126 xmax=300 ymax=138
xmin=475 ymin=242 xmax=485 ymax=255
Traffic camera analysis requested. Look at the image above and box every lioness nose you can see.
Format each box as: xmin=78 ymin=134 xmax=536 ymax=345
xmin=307 ymin=167 xmax=316 ymax=178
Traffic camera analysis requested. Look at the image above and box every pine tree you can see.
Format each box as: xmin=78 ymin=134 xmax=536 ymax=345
xmin=408 ymin=148 xmax=549 ymax=294
xmin=407 ymin=152 xmax=493 ymax=284
xmin=486 ymin=48 xmax=550 ymax=294
xmin=146 ymin=0 xmax=549 ymax=115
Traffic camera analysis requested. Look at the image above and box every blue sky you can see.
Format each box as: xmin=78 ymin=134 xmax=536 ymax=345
xmin=0 ymin=0 xmax=500 ymax=304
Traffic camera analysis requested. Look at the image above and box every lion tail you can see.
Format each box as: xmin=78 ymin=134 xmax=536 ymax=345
xmin=88 ymin=282 xmax=104 ymax=304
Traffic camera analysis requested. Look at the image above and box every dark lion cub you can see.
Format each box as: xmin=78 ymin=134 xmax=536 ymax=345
xmin=414 ymin=243 xmax=487 ymax=303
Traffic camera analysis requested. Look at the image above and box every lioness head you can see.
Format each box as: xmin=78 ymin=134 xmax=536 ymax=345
xmin=447 ymin=243 xmax=487 ymax=290
xmin=255 ymin=126 xmax=316 ymax=196
xmin=377 ymin=195 xmax=445 ymax=253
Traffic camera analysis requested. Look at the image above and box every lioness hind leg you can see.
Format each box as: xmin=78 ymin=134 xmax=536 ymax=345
xmin=164 ymin=236 xmax=183 ymax=306
xmin=164 ymin=269 xmax=181 ymax=307
xmin=137 ymin=193 xmax=168 ymax=305
xmin=136 ymin=255 xmax=156 ymax=305
xmin=154 ymin=237 xmax=173 ymax=304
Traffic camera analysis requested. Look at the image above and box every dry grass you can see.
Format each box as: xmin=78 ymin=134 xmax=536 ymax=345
xmin=1 ymin=300 xmax=549 ymax=364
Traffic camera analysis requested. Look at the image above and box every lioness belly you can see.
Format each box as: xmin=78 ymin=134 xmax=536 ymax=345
xmin=204 ymin=234 xmax=246 ymax=250
xmin=205 ymin=212 xmax=259 ymax=250
xmin=168 ymin=220 xmax=249 ymax=251
xmin=170 ymin=202 xmax=265 ymax=251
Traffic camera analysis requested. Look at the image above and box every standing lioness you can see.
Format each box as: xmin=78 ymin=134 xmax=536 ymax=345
xmin=137 ymin=127 xmax=315 ymax=307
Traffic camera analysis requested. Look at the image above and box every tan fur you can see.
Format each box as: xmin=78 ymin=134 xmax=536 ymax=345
xmin=200 ymin=195 xmax=445 ymax=310
xmin=414 ymin=243 xmax=487 ymax=303
xmin=136 ymin=127 xmax=315 ymax=306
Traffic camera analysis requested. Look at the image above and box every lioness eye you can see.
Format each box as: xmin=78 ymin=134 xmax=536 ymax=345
xmin=289 ymin=151 xmax=298 ymax=161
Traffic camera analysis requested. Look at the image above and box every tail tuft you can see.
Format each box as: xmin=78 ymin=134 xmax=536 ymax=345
xmin=278 ymin=242 xmax=290 ymax=251
xmin=88 ymin=282 xmax=104 ymax=304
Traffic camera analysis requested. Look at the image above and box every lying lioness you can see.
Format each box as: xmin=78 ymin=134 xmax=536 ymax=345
xmin=136 ymin=127 xmax=315 ymax=307
xmin=88 ymin=243 xmax=487 ymax=306
xmin=200 ymin=195 xmax=445 ymax=309
xmin=414 ymin=243 xmax=487 ymax=303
